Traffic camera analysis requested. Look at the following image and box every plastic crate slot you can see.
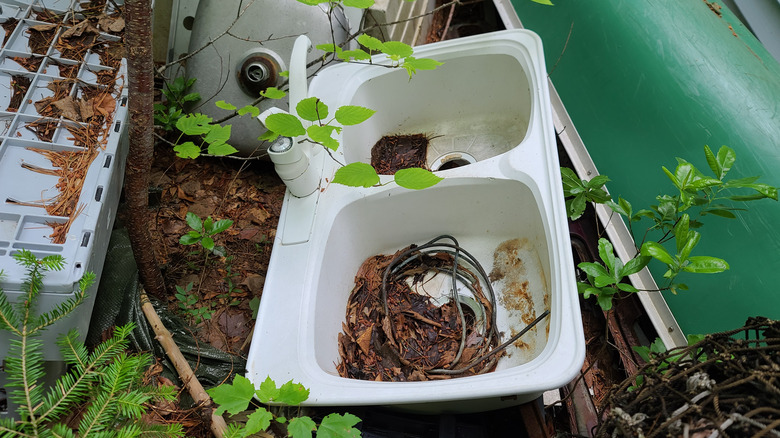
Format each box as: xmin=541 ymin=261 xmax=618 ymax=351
xmin=80 ymin=231 xmax=90 ymax=247
xmin=103 ymin=155 xmax=111 ymax=168
xmin=120 ymin=96 xmax=126 ymax=106
xmin=94 ymin=186 xmax=103 ymax=201
xmin=113 ymin=120 xmax=120 ymax=132
xmin=11 ymin=242 xmax=63 ymax=252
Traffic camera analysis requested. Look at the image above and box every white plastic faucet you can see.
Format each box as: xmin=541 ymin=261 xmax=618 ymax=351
xmin=258 ymin=35 xmax=319 ymax=198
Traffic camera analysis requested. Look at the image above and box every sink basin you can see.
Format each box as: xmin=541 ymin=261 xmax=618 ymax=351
xmin=246 ymin=30 xmax=584 ymax=413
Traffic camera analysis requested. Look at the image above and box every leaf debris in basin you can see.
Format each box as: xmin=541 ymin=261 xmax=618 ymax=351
xmin=338 ymin=235 xmax=503 ymax=381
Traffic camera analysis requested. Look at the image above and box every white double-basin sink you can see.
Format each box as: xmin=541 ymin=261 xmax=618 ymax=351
xmin=247 ymin=29 xmax=585 ymax=413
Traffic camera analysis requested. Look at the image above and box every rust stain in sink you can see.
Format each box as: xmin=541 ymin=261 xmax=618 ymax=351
xmin=490 ymin=238 xmax=548 ymax=357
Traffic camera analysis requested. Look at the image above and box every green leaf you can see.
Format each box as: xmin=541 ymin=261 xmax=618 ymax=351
xmin=208 ymin=219 xmax=234 ymax=236
xmin=288 ymin=416 xmax=317 ymax=438
xmin=179 ymin=233 xmax=201 ymax=245
xmin=531 ymin=0 xmax=554 ymax=4
xmin=343 ymin=0 xmax=374 ymax=8
xmin=662 ymin=166 xmax=680 ymax=189
xmin=641 ymin=241 xmax=676 ymax=265
xmin=260 ymin=87 xmax=287 ymax=100
xmin=176 ymin=113 xmax=213 ymax=136
xmin=619 ymin=255 xmax=651 ymax=277
xmin=256 ymin=376 xmax=280 ymax=403
xmin=296 ymin=0 xmax=327 ymax=5
xmin=393 ymin=168 xmax=443 ymax=190
xmin=586 ymin=175 xmax=610 ymax=189
xmin=297 ymin=97 xmax=329 ymax=122
xmin=334 ymin=105 xmax=376 ymax=125
xmin=357 ymin=34 xmax=385 ymax=52
xmin=726 ymin=194 xmax=769 ymax=202
xmin=173 ymin=141 xmax=201 ymax=159
xmin=316 ymin=43 xmax=342 ymax=54
xmin=277 ymin=380 xmax=310 ymax=405
xmin=185 ymin=212 xmax=202 ymax=231
xmin=244 ymin=408 xmax=273 ymax=435
xmin=597 ymin=238 xmax=616 ymax=274
xmin=238 ymin=105 xmax=261 ymax=118
xmin=265 ymin=113 xmax=306 ymax=137
xmin=704 ymin=145 xmax=721 ymax=179
xmin=596 ymin=290 xmax=614 ymax=311
xmin=617 ymin=282 xmax=639 ymax=293
xmin=207 ymin=142 xmax=239 ymax=156
xmin=402 ymin=57 xmax=444 ymax=74
xmin=338 ymin=49 xmax=372 ymax=61
xmin=333 ymin=162 xmax=380 ymax=188
xmin=674 ymin=214 xmax=691 ymax=254
xmin=560 ymin=167 xmax=583 ymax=189
xmin=307 ymin=125 xmax=340 ymax=150
xmin=716 ymin=145 xmax=736 ymax=179
xmin=381 ymin=41 xmax=414 ymax=59
xmin=594 ymin=275 xmax=615 ymax=288
xmin=215 ymin=100 xmax=237 ymax=111
xmin=567 ymin=193 xmax=587 ymax=220
xmin=208 ymin=374 xmax=256 ymax=416
xmin=259 ymin=130 xmax=279 ymax=142
xmin=201 ymin=236 xmax=215 ymax=251
xmin=606 ymin=197 xmax=631 ymax=217
xmin=578 ymin=262 xmax=610 ymax=279
xmin=182 ymin=92 xmax=201 ymax=103
xmin=674 ymin=161 xmax=696 ymax=190
xmin=679 ymin=230 xmax=701 ymax=263
xmin=204 ymin=124 xmax=231 ymax=145
xmin=701 ymin=208 xmax=738 ymax=218
xmin=683 ymin=256 xmax=729 ymax=273
xmin=317 ymin=413 xmax=362 ymax=438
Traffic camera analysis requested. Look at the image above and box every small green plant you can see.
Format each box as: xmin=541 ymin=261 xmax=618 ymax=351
xmin=179 ymin=211 xmax=234 ymax=256
xmin=564 ymin=145 xmax=778 ymax=310
xmin=208 ymin=375 xmax=361 ymax=438
xmin=175 ymin=282 xmax=213 ymax=324
xmin=627 ymin=334 xmax=707 ymax=391
xmin=0 ymin=250 xmax=182 ymax=436
xmin=155 ymin=76 xmax=200 ymax=131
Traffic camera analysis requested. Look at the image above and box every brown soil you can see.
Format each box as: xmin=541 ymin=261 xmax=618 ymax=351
xmin=370 ymin=133 xmax=429 ymax=175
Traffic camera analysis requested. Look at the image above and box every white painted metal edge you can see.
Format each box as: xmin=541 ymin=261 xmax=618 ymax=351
xmin=498 ymin=1 xmax=687 ymax=348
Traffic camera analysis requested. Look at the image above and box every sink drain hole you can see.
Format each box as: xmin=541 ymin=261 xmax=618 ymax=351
xmin=431 ymin=152 xmax=477 ymax=171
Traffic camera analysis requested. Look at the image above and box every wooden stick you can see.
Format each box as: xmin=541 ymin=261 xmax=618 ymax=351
xmin=140 ymin=290 xmax=228 ymax=437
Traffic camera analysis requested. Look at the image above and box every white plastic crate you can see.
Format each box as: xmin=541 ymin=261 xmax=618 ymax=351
xmin=0 ymin=0 xmax=128 ymax=366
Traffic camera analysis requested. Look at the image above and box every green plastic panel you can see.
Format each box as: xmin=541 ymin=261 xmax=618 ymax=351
xmin=509 ymin=0 xmax=780 ymax=335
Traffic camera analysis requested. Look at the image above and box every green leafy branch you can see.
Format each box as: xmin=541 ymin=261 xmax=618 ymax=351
xmin=208 ymin=374 xmax=361 ymax=438
xmin=563 ymin=145 xmax=778 ymax=310
xmin=172 ymin=99 xmax=261 ymax=159
xmin=261 ymin=93 xmax=443 ymax=190
xmin=318 ymin=34 xmax=443 ymax=78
